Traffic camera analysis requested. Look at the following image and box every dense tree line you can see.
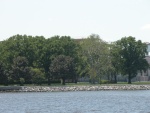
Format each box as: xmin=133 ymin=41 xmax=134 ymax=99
xmin=0 ymin=34 xmax=149 ymax=85
xmin=0 ymin=35 xmax=80 ymax=85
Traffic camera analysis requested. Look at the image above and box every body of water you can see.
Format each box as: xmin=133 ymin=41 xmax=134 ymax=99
xmin=0 ymin=90 xmax=150 ymax=113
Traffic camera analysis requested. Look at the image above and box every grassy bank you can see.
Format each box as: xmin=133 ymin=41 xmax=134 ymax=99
xmin=1 ymin=81 xmax=150 ymax=87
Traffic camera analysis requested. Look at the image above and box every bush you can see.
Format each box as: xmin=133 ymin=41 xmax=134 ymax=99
xmin=101 ymin=80 xmax=110 ymax=84
xmin=31 ymin=68 xmax=46 ymax=85
xmin=20 ymin=78 xmax=25 ymax=86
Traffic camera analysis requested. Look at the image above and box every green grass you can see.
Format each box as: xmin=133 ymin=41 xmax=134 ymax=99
xmin=132 ymin=81 xmax=150 ymax=85
xmin=1 ymin=81 xmax=150 ymax=87
xmin=52 ymin=81 xmax=150 ymax=86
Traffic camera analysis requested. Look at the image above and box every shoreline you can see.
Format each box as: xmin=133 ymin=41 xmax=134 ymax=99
xmin=1 ymin=85 xmax=150 ymax=92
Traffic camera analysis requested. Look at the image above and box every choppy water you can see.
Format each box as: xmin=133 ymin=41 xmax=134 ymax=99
xmin=0 ymin=90 xmax=150 ymax=113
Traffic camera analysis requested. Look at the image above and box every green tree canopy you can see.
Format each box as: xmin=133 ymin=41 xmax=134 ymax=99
xmin=109 ymin=42 xmax=121 ymax=83
xmin=11 ymin=56 xmax=31 ymax=84
xmin=0 ymin=35 xmax=46 ymax=68
xmin=49 ymin=55 xmax=75 ymax=85
xmin=0 ymin=62 xmax=8 ymax=85
xmin=80 ymin=34 xmax=109 ymax=83
xmin=115 ymin=36 xmax=149 ymax=84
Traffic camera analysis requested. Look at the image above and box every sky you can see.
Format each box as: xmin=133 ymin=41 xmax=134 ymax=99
xmin=0 ymin=0 xmax=150 ymax=42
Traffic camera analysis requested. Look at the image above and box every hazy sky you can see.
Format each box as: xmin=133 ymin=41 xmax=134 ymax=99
xmin=0 ymin=0 xmax=150 ymax=42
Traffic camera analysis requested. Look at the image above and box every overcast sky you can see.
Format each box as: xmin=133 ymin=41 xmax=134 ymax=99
xmin=0 ymin=0 xmax=150 ymax=42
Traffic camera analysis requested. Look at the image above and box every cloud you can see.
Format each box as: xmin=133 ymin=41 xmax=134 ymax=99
xmin=141 ymin=24 xmax=150 ymax=30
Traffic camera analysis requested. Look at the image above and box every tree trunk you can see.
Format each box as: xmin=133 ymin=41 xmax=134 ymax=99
xmin=74 ymin=77 xmax=77 ymax=84
xmin=48 ymin=78 xmax=51 ymax=85
xmin=99 ymin=77 xmax=101 ymax=84
xmin=62 ymin=77 xmax=65 ymax=85
xmin=128 ymin=73 xmax=132 ymax=84
xmin=114 ymin=75 xmax=117 ymax=83
xmin=92 ymin=78 xmax=95 ymax=84
xmin=107 ymin=74 xmax=110 ymax=81
xmin=46 ymin=73 xmax=51 ymax=85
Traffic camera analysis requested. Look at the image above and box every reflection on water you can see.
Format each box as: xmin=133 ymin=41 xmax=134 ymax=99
xmin=0 ymin=90 xmax=150 ymax=113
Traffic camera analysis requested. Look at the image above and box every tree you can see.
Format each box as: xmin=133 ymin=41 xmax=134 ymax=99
xmin=11 ymin=56 xmax=31 ymax=85
xmin=0 ymin=35 xmax=49 ymax=85
xmin=39 ymin=36 xmax=64 ymax=85
xmin=0 ymin=34 xmax=81 ymax=85
xmin=80 ymin=34 xmax=109 ymax=83
xmin=50 ymin=55 xmax=75 ymax=85
xmin=0 ymin=62 xmax=8 ymax=85
xmin=0 ymin=35 xmax=46 ymax=68
xmin=109 ymin=42 xmax=121 ymax=83
xmin=40 ymin=36 xmax=80 ymax=85
xmin=115 ymin=36 xmax=149 ymax=84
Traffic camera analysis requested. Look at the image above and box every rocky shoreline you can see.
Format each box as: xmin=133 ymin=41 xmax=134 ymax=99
xmin=1 ymin=85 xmax=150 ymax=92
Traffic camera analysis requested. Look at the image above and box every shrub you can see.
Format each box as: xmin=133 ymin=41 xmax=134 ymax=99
xmin=101 ymin=80 xmax=110 ymax=84
xmin=31 ymin=68 xmax=46 ymax=85
xmin=20 ymin=78 xmax=25 ymax=86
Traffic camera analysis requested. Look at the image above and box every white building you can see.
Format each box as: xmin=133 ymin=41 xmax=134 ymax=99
xmin=146 ymin=43 xmax=150 ymax=56
xmin=136 ymin=43 xmax=150 ymax=81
